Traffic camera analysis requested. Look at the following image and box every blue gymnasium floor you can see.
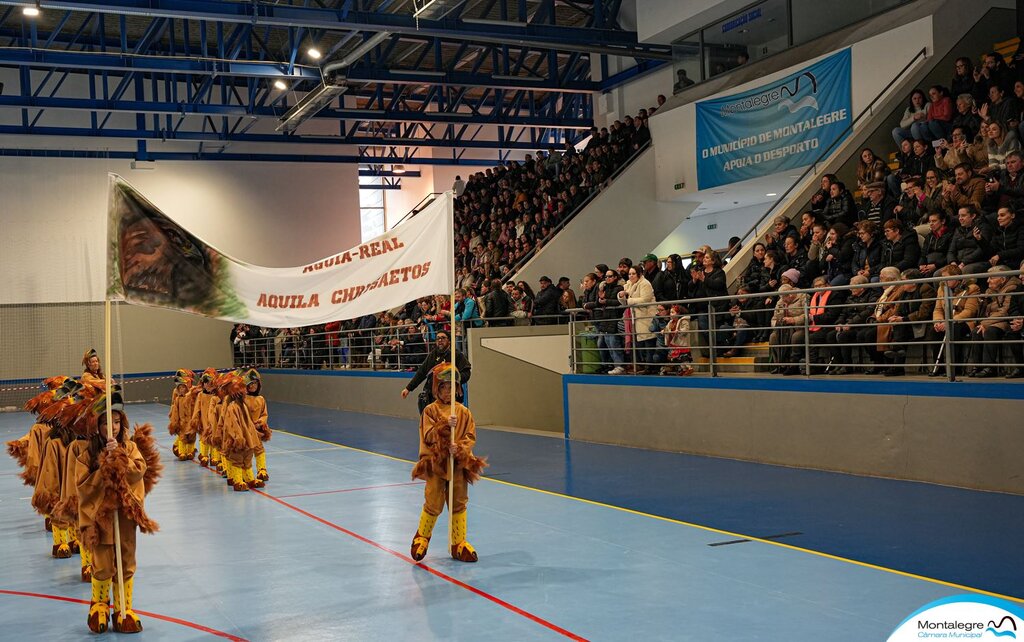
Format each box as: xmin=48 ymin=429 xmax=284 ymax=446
xmin=0 ymin=402 xmax=1020 ymax=641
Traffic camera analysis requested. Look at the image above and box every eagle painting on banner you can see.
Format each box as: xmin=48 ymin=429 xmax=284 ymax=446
xmin=696 ymin=48 xmax=852 ymax=190
xmin=106 ymin=175 xmax=455 ymax=327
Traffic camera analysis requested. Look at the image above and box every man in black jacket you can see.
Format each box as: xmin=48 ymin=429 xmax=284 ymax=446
xmin=480 ymin=278 xmax=511 ymax=327
xmin=532 ymin=276 xmax=561 ymax=324
xmin=400 ymin=330 xmax=472 ymax=412
xmin=584 ymin=270 xmax=626 ymax=374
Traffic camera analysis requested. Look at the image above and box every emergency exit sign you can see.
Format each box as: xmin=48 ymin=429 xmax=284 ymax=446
xmin=707 ymin=223 xmax=717 ymax=230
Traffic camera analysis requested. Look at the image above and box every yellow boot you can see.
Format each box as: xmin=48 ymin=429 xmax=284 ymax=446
xmin=112 ymin=577 xmax=143 ymax=633
xmin=198 ymin=440 xmax=209 ymax=466
xmin=69 ymin=525 xmax=80 ymax=554
xmin=449 ymin=511 xmax=478 ymax=562
xmin=244 ymin=465 xmax=263 ymax=489
xmin=231 ymin=464 xmax=248 ymax=492
xmin=410 ymin=510 xmax=439 ymax=561
xmin=53 ymin=526 xmax=71 ymax=559
xmin=80 ymin=545 xmax=92 ymax=582
xmin=255 ymin=451 xmax=269 ymax=481
xmin=87 ymin=577 xmax=111 ymax=633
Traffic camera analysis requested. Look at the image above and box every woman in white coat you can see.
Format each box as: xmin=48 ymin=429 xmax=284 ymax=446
xmin=617 ymin=266 xmax=658 ymax=373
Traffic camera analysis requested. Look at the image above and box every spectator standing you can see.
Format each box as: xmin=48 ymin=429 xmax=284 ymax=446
xmin=532 ymin=276 xmax=561 ymax=324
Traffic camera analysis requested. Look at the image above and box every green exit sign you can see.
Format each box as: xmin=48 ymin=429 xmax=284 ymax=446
xmin=674 ymin=182 xmax=685 ymax=190
xmin=707 ymin=223 xmax=717 ymax=230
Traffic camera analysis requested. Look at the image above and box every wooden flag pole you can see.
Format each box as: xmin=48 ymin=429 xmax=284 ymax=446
xmin=105 ymin=300 xmax=128 ymax=621
xmin=446 ymin=189 xmax=458 ymax=550
xmin=448 ymin=287 xmax=456 ymax=549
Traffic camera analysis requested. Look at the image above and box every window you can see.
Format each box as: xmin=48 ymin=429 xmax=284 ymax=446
xmin=359 ymin=175 xmax=385 ymax=242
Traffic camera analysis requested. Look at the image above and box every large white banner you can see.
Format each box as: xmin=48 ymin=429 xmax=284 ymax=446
xmin=107 ymin=175 xmax=454 ymax=327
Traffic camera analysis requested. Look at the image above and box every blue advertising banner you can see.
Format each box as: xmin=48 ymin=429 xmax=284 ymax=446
xmin=695 ymin=48 xmax=852 ymax=190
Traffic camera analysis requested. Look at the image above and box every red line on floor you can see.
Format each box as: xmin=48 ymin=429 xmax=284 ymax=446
xmin=183 ymin=446 xmax=587 ymax=640
xmin=255 ymin=490 xmax=588 ymax=642
xmin=274 ymin=481 xmax=423 ymax=499
xmin=0 ymin=589 xmax=248 ymax=641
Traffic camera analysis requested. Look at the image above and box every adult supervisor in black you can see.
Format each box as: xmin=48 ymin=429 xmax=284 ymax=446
xmin=400 ymin=330 xmax=472 ymax=412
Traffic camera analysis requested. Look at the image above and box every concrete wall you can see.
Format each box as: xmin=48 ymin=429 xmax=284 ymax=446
xmin=261 ymin=371 xmax=419 ymax=421
xmin=566 ymin=376 xmax=1024 ymax=494
xmin=467 ymin=325 xmax=567 ymax=433
xmin=258 ymin=324 xmax=569 ymax=433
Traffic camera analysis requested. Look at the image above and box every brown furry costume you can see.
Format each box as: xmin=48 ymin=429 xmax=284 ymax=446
xmin=216 ymin=372 xmax=262 ymax=491
xmin=7 ymin=377 xmax=70 ymax=486
xmin=408 ymin=364 xmax=487 ymax=563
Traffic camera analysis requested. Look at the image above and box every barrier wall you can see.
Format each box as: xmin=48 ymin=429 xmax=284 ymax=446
xmin=565 ymin=375 xmax=1024 ymax=494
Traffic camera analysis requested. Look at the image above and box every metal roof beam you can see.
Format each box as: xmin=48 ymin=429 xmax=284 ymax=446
xmin=0 ymin=0 xmax=670 ymax=59
xmin=0 ymin=94 xmax=593 ymax=128
xmin=0 ymin=123 xmax=550 ymax=148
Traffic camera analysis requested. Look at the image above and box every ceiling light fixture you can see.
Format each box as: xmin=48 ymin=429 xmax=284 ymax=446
xmin=766 ymin=192 xmax=777 ymax=197
xmin=307 ymin=47 xmax=322 ymax=60
xmin=392 ymin=165 xmax=406 ymax=174
xmin=273 ymin=79 xmax=287 ymax=90
xmin=23 ymin=1 xmax=40 ymax=17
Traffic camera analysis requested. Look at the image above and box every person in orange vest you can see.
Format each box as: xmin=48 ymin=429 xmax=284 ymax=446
xmin=806 ymin=276 xmax=848 ymax=373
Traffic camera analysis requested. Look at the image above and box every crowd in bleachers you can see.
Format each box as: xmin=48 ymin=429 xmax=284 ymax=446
xmin=229 ymin=52 xmax=1024 ymax=380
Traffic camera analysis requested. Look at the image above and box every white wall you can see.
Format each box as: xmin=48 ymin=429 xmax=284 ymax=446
xmin=652 ymin=202 xmax=770 ymax=258
xmin=0 ymin=156 xmax=361 ymax=304
xmin=515 ymin=149 xmax=697 ymax=285
xmin=636 ymin=0 xmax=752 ymax=45
xmin=595 ymin=61 xmax=674 ymax=129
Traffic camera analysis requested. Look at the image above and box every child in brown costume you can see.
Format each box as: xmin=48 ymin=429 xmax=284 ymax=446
xmin=80 ymin=348 xmax=106 ymax=390
xmin=30 ymin=381 xmax=80 ymax=559
xmin=190 ymin=368 xmax=220 ymax=468
xmin=242 ymin=369 xmax=271 ymax=483
xmin=168 ymin=369 xmax=197 ymax=460
xmin=216 ymin=371 xmax=263 ymax=491
xmin=76 ymin=388 xmax=161 ymax=634
xmin=6 ymin=375 xmax=70 ymax=534
xmin=410 ymin=364 xmax=487 ymax=563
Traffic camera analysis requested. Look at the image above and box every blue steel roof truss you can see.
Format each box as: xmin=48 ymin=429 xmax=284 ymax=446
xmin=0 ymin=1 xmax=644 ymax=163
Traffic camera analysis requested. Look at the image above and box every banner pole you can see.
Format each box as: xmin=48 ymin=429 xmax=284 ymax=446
xmin=105 ymin=299 xmax=128 ymax=622
xmin=448 ymin=190 xmax=457 ymax=551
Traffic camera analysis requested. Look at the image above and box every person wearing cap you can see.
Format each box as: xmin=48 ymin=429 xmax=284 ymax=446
xmin=409 ymin=363 xmax=487 ymax=563
xmin=168 ymin=369 xmax=196 ymax=461
xmin=858 ymin=181 xmax=897 ymax=226
xmin=533 ymin=276 xmax=561 ymax=324
xmin=781 ymin=267 xmax=803 ymax=288
xmin=400 ymin=330 xmax=471 ymax=413
xmin=75 ymin=387 xmax=160 ymax=634
xmin=242 ymin=369 xmax=271 ymax=483
xmin=81 ymin=348 xmax=106 ymax=390
xmin=640 ymin=253 xmax=661 ymax=286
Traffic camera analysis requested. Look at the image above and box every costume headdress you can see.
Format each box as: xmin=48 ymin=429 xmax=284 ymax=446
xmin=82 ymin=348 xmax=98 ymax=367
xmin=430 ymin=363 xmax=460 ymax=400
xmin=242 ymin=368 xmax=262 ymax=394
xmin=173 ymin=369 xmax=195 ymax=386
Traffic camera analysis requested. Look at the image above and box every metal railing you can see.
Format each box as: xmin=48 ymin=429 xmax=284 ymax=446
xmin=229 ymin=312 xmax=570 ymax=372
xmin=567 ymin=270 xmax=1024 ymax=381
